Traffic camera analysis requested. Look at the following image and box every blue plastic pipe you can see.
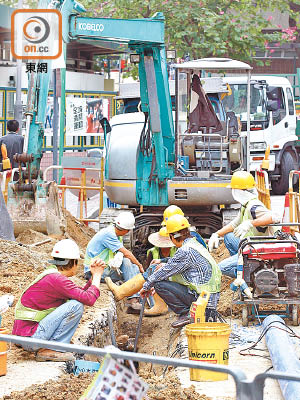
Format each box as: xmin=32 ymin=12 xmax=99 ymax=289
xmin=263 ymin=315 xmax=300 ymax=400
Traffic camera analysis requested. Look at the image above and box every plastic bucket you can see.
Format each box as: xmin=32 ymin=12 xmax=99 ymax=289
xmin=185 ymin=322 xmax=231 ymax=381
xmin=0 ymin=328 xmax=8 ymax=376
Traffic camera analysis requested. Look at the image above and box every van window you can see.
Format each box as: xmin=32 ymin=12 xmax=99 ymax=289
xmin=286 ymin=87 xmax=295 ymax=115
xmin=269 ymin=86 xmax=286 ymax=125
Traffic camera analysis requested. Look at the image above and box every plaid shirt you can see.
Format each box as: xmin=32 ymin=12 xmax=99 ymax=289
xmin=143 ymin=238 xmax=219 ymax=309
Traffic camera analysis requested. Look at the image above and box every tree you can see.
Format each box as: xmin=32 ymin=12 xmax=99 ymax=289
xmin=82 ymin=0 xmax=299 ymax=64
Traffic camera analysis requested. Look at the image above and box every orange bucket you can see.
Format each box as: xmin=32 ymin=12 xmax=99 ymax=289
xmin=0 ymin=328 xmax=8 ymax=376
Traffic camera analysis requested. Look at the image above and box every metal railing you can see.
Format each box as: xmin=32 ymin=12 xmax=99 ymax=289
xmin=1 ymin=334 xmax=300 ymax=400
xmin=43 ymin=160 xmax=105 ymax=223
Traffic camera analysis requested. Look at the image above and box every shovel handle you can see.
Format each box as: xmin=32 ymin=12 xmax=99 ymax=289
xmin=134 ymin=297 xmax=147 ymax=353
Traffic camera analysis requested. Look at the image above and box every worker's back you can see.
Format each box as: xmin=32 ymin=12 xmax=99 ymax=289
xmin=0 ymin=131 xmax=24 ymax=169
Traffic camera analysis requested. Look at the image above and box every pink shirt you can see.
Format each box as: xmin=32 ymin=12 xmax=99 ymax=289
xmin=12 ymin=273 xmax=100 ymax=337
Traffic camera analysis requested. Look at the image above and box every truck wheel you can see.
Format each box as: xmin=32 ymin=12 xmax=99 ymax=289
xmin=272 ymin=151 xmax=295 ymax=195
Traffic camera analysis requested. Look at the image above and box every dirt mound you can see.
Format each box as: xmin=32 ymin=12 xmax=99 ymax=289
xmin=16 ymin=230 xmax=55 ymax=255
xmin=1 ymin=373 xmax=94 ymax=400
xmin=144 ymin=371 xmax=211 ymax=399
xmin=64 ymin=210 xmax=96 ymax=249
xmin=0 ymin=239 xmax=49 ymax=272
xmin=2 ymin=370 xmax=211 ymax=400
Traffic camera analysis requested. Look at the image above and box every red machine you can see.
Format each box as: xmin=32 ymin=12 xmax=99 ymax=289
xmin=233 ymin=234 xmax=300 ymax=326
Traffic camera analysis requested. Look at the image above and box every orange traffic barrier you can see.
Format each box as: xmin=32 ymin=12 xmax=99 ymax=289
xmin=255 ymin=168 xmax=271 ymax=210
xmin=282 ymin=193 xmax=291 ymax=233
xmin=0 ymin=328 xmax=8 ymax=376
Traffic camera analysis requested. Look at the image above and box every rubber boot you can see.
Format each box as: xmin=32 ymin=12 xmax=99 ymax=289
xmin=105 ymin=274 xmax=145 ymax=301
xmin=144 ymin=293 xmax=168 ymax=317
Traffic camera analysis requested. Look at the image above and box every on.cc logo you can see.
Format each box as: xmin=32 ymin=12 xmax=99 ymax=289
xmin=23 ymin=15 xmax=50 ymax=44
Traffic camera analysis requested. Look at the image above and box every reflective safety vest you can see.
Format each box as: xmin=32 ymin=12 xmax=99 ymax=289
xmin=15 ymin=265 xmax=59 ymax=322
xmin=240 ymin=198 xmax=277 ymax=238
xmin=170 ymin=238 xmax=221 ymax=294
xmin=146 ymin=246 xmax=177 ymax=260
xmin=84 ymin=226 xmax=123 ymax=267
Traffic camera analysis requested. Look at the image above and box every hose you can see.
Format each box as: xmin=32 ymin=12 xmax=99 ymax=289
xmin=139 ymin=112 xmax=152 ymax=157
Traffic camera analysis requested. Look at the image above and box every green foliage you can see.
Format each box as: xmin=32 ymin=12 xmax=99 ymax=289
xmin=2 ymin=0 xmax=37 ymax=7
xmin=80 ymin=0 xmax=299 ymax=65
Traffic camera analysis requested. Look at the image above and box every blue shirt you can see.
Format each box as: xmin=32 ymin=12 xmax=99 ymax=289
xmin=85 ymin=225 xmax=122 ymax=261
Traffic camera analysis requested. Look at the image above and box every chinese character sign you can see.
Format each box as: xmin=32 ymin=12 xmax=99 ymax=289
xmin=66 ymin=97 xmax=87 ymax=136
xmin=66 ymin=97 xmax=110 ymax=136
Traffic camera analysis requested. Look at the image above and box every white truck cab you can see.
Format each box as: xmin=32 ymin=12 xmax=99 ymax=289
xmin=223 ymin=76 xmax=298 ymax=194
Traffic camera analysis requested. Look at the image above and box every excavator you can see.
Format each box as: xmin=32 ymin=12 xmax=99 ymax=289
xmin=7 ymin=0 xmax=251 ymax=242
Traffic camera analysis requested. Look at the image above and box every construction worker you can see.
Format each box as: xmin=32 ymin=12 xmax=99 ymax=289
xmin=0 ymin=120 xmax=24 ymax=170
xmin=145 ymin=226 xmax=177 ymax=269
xmin=84 ymin=211 xmax=144 ymax=313
xmin=208 ymin=171 xmax=280 ymax=278
xmin=12 ymin=239 xmax=105 ymax=362
xmin=163 ymin=205 xmax=207 ymax=248
xmin=139 ymin=214 xmax=221 ymax=328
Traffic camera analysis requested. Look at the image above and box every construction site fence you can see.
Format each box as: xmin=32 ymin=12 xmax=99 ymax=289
xmin=43 ymin=162 xmax=105 ymax=224
xmin=1 ymin=334 xmax=300 ymax=400
xmin=255 ymin=168 xmax=271 ymax=210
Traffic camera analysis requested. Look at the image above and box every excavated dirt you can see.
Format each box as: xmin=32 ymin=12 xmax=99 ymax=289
xmin=211 ymin=244 xmax=241 ymax=317
xmin=64 ymin=211 xmax=96 ymax=249
xmin=1 ymin=371 xmax=211 ymax=400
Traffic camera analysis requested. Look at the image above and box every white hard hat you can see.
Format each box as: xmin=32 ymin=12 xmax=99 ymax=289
xmin=114 ymin=211 xmax=135 ymax=230
xmin=51 ymin=239 xmax=80 ymax=265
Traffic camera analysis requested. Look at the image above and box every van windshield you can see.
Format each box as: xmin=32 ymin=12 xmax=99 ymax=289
xmin=222 ymin=83 xmax=268 ymax=122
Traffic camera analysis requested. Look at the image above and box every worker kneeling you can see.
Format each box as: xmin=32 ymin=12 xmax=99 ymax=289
xmin=142 ymin=215 xmax=221 ymax=328
xmin=12 ymin=239 xmax=105 ymax=362
xmin=108 ymin=214 xmax=220 ymax=329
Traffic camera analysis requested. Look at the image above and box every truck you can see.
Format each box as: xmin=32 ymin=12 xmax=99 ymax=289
xmin=223 ymin=76 xmax=298 ymax=194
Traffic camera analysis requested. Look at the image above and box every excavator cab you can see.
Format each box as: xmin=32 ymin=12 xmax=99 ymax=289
xmin=174 ymin=58 xmax=252 ymax=179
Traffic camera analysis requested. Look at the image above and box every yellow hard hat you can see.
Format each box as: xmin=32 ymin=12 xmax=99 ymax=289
xmin=159 ymin=227 xmax=169 ymax=237
xmin=162 ymin=205 xmax=184 ymax=225
xmin=166 ymin=214 xmax=190 ymax=234
xmin=227 ymin=171 xmax=256 ymax=190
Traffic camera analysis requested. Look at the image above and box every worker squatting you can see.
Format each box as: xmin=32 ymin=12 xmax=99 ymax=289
xmin=10 ymin=171 xmax=279 ymax=362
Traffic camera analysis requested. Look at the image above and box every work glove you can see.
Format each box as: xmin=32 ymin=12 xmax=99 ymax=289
xmin=108 ymin=251 xmax=124 ymax=275
xmin=208 ymin=232 xmax=220 ymax=252
xmin=0 ymin=294 xmax=14 ymax=315
xmin=233 ymin=220 xmax=253 ymax=238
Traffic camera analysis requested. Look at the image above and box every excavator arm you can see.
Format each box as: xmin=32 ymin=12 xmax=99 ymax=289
xmin=70 ymin=11 xmax=175 ymax=205
xmin=8 ymin=0 xmax=175 ymax=236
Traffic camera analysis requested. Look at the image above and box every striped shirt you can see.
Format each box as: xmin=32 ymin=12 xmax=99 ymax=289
xmin=143 ymin=238 xmax=219 ymax=309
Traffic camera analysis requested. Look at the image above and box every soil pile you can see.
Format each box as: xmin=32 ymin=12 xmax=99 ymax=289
xmin=64 ymin=210 xmax=96 ymax=249
xmin=2 ymin=370 xmax=211 ymax=400
xmin=0 ymin=239 xmax=49 ymax=272
xmin=16 ymin=230 xmax=55 ymax=254
xmin=144 ymin=371 xmax=211 ymax=399
xmin=1 ymin=373 xmax=93 ymax=400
